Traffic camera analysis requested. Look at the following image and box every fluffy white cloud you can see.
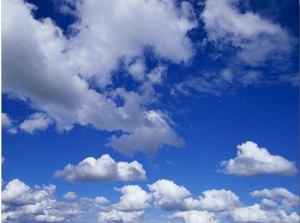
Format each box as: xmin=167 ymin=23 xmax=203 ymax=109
xmin=196 ymin=189 xmax=241 ymax=211
xmin=19 ymin=112 xmax=53 ymax=134
xmin=63 ymin=191 xmax=78 ymax=200
xmin=230 ymin=204 xmax=299 ymax=223
xmin=2 ymin=0 xmax=189 ymax=156
xmin=170 ymin=210 xmax=219 ymax=223
xmin=98 ymin=210 xmax=145 ymax=223
xmin=109 ymin=110 xmax=184 ymax=156
xmin=220 ymin=141 xmax=298 ymax=176
xmin=148 ymin=179 xmax=191 ymax=211
xmin=54 ymin=154 xmax=146 ymax=182
xmin=113 ymin=185 xmax=151 ymax=211
xmin=1 ymin=179 xmax=84 ymax=223
xmin=251 ymin=188 xmax=299 ymax=211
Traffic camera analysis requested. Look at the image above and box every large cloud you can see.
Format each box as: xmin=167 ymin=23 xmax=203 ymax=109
xmin=54 ymin=154 xmax=146 ymax=182
xmin=2 ymin=0 xmax=193 ymax=156
xmin=220 ymin=141 xmax=298 ymax=176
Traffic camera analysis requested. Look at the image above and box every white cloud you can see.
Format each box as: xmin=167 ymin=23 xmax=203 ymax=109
xmin=251 ymin=188 xmax=299 ymax=211
xmin=220 ymin=141 xmax=298 ymax=176
xmin=230 ymin=204 xmax=299 ymax=223
xmin=170 ymin=210 xmax=219 ymax=223
xmin=109 ymin=110 xmax=184 ymax=156
xmin=2 ymin=0 xmax=188 ymax=156
xmin=195 ymin=189 xmax=241 ymax=211
xmin=113 ymin=185 xmax=152 ymax=211
xmin=19 ymin=112 xmax=53 ymax=134
xmin=2 ymin=113 xmax=13 ymax=128
xmin=202 ymin=0 xmax=294 ymax=67
xmin=63 ymin=191 xmax=78 ymax=200
xmin=98 ymin=210 xmax=145 ymax=223
xmin=54 ymin=154 xmax=146 ymax=182
xmin=148 ymin=179 xmax=191 ymax=211
xmin=1 ymin=179 xmax=84 ymax=223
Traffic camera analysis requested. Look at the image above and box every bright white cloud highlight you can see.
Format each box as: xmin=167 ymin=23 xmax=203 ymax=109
xmin=148 ymin=179 xmax=191 ymax=211
xmin=54 ymin=154 xmax=146 ymax=182
xmin=171 ymin=210 xmax=219 ymax=223
xmin=220 ymin=141 xmax=298 ymax=176
xmin=113 ymin=185 xmax=151 ymax=211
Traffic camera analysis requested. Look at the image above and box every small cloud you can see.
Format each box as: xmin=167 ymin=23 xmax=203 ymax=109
xmin=63 ymin=191 xmax=78 ymax=200
xmin=54 ymin=154 xmax=146 ymax=183
xmin=19 ymin=113 xmax=53 ymax=134
xmin=2 ymin=113 xmax=13 ymax=128
xmin=219 ymin=141 xmax=298 ymax=176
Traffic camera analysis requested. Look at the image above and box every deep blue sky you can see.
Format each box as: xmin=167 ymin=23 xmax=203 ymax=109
xmin=1 ymin=0 xmax=299 ymax=222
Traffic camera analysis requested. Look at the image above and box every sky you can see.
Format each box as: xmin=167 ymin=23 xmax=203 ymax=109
xmin=1 ymin=0 xmax=299 ymax=222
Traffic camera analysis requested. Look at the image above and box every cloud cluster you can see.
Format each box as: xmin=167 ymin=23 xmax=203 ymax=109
xmin=2 ymin=0 xmax=193 ymax=156
xmin=1 ymin=179 xmax=84 ymax=223
xmin=2 ymin=178 xmax=299 ymax=223
xmin=220 ymin=141 xmax=298 ymax=176
xmin=173 ymin=0 xmax=298 ymax=96
xmin=54 ymin=154 xmax=146 ymax=182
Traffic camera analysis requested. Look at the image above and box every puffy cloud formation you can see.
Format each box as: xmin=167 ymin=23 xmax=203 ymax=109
xmin=1 ymin=0 xmax=194 ymax=156
xmin=1 ymin=179 xmax=299 ymax=223
xmin=98 ymin=210 xmax=144 ymax=223
xmin=54 ymin=154 xmax=146 ymax=182
xmin=148 ymin=179 xmax=191 ymax=211
xmin=98 ymin=185 xmax=151 ymax=223
xmin=1 ymin=179 xmax=84 ymax=223
xmin=196 ymin=189 xmax=241 ymax=211
xmin=220 ymin=141 xmax=298 ymax=176
xmin=113 ymin=185 xmax=151 ymax=211
xmin=170 ymin=210 xmax=219 ymax=223
xmin=63 ymin=191 xmax=78 ymax=200
xmin=230 ymin=204 xmax=299 ymax=223
xmin=251 ymin=188 xmax=300 ymax=211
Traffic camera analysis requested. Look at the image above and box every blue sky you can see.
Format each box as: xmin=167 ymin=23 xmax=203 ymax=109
xmin=1 ymin=0 xmax=299 ymax=222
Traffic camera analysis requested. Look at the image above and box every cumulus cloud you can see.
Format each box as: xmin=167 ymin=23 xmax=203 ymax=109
xmin=54 ymin=154 xmax=146 ymax=182
xmin=113 ymin=185 xmax=151 ymax=211
xmin=148 ymin=179 xmax=191 ymax=211
xmin=63 ymin=191 xmax=78 ymax=200
xmin=19 ymin=112 xmax=53 ymax=134
xmin=170 ymin=210 xmax=219 ymax=223
xmin=220 ymin=141 xmax=298 ymax=176
xmin=98 ymin=210 xmax=145 ymax=223
xmin=195 ymin=189 xmax=241 ymax=211
xmin=230 ymin=204 xmax=299 ymax=223
xmin=2 ymin=0 xmax=191 ymax=156
xmin=1 ymin=179 xmax=84 ymax=223
xmin=251 ymin=188 xmax=300 ymax=211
